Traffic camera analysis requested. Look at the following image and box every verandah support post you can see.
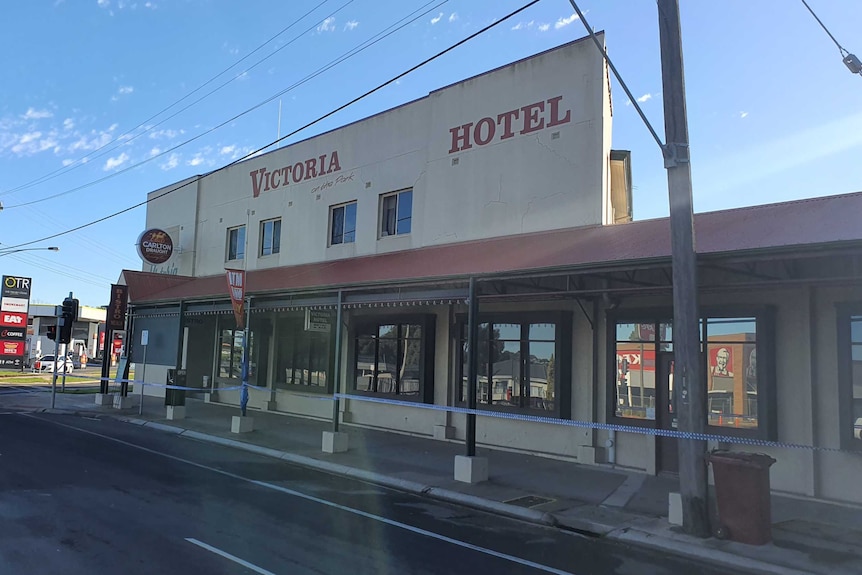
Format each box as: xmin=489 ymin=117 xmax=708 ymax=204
xmin=332 ymin=290 xmax=344 ymax=432
xmin=466 ymin=277 xmax=479 ymax=457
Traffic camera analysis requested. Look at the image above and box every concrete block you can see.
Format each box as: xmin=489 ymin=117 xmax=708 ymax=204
xmin=454 ymin=455 xmax=489 ymax=484
xmin=166 ymin=405 xmax=186 ymax=420
xmin=95 ymin=393 xmax=113 ymax=406
xmin=432 ymin=425 xmax=455 ymax=440
xmin=264 ymin=400 xmax=278 ymax=412
xmin=112 ymin=395 xmax=133 ymax=409
xmin=322 ymin=431 xmax=349 ymax=453
xmin=578 ymin=445 xmax=597 ymax=465
xmin=668 ymin=492 xmax=683 ymax=526
xmin=231 ymin=416 xmax=254 ymax=433
xmin=205 ymin=392 xmax=218 ymax=403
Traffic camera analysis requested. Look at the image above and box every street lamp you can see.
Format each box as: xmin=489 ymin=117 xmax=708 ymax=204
xmin=0 ymin=246 xmax=60 ymax=257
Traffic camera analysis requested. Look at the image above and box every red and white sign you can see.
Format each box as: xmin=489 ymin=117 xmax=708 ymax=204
xmin=0 ymin=312 xmax=26 ymax=327
xmin=0 ymin=297 xmax=29 ymax=313
xmin=0 ymin=340 xmax=24 ymax=356
xmin=225 ymin=269 xmax=246 ymax=329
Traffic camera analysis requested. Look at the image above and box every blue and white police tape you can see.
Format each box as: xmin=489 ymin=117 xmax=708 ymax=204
xmin=331 ymin=393 xmax=860 ymax=455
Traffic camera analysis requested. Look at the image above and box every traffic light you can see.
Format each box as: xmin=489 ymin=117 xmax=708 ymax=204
xmin=59 ymin=297 xmax=79 ymax=344
xmin=46 ymin=325 xmax=57 ymax=341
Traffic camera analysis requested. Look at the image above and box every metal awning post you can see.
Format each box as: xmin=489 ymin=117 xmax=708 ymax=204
xmin=466 ymin=277 xmax=479 ymax=457
xmin=332 ymin=290 xmax=344 ymax=432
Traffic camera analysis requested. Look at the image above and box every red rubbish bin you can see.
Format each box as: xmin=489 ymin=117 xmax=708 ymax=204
xmin=707 ymin=450 xmax=777 ymax=545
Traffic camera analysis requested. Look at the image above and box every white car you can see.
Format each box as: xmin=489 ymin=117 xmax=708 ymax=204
xmin=34 ymin=355 xmax=74 ymax=374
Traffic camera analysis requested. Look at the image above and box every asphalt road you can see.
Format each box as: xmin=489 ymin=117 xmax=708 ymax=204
xmin=0 ymin=413 xmax=731 ymax=575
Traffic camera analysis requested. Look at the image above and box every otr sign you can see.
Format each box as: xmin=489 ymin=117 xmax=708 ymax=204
xmin=3 ymin=277 xmax=31 ymax=291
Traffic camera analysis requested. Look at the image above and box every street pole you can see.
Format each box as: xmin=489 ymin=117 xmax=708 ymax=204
xmin=51 ymin=305 xmax=61 ymax=409
xmin=657 ymin=0 xmax=710 ymax=537
xmin=139 ymin=343 xmax=147 ymax=416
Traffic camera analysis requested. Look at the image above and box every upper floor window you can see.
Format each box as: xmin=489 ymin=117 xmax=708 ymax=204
xmin=227 ymin=225 xmax=246 ymax=261
xmin=330 ymin=201 xmax=357 ymax=246
xmin=380 ymin=189 xmax=413 ymax=237
xmin=260 ymin=218 xmax=281 ymax=256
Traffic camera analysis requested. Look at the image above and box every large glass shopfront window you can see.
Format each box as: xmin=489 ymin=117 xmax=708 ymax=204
xmin=457 ymin=313 xmax=571 ymax=415
xmin=610 ymin=310 xmax=775 ymax=439
xmin=274 ymin=312 xmax=333 ymax=392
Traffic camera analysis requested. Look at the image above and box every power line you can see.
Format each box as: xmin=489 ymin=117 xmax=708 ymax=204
xmin=2 ymin=0 xmax=447 ymax=210
xmin=0 ymin=0 xmax=339 ymax=199
xmin=2 ymin=0 xmax=542 ymax=251
xmin=800 ymin=0 xmax=862 ymax=75
xmin=567 ymin=0 xmax=665 ymax=151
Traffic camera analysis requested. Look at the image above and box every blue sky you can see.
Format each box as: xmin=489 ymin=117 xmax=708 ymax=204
xmin=1 ymin=0 xmax=860 ymax=306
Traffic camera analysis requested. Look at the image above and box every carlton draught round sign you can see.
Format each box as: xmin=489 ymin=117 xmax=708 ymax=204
xmin=137 ymin=228 xmax=174 ymax=265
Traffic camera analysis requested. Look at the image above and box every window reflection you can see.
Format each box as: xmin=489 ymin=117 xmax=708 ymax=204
xmin=459 ymin=319 xmax=558 ymax=411
xmin=275 ymin=314 xmax=331 ymax=390
xmin=706 ymin=318 xmax=757 ymax=429
xmin=849 ymin=315 xmax=862 ymax=441
xmin=354 ymin=322 xmax=423 ymax=396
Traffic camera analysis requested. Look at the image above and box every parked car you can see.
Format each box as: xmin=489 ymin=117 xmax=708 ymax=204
xmin=34 ymin=355 xmax=74 ymax=374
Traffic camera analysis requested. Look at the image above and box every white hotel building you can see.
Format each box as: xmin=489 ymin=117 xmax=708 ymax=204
xmin=120 ymin=35 xmax=862 ymax=508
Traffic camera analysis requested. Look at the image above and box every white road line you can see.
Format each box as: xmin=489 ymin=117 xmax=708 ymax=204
xmin=24 ymin=414 xmax=579 ymax=575
xmin=185 ymin=538 xmax=277 ymax=575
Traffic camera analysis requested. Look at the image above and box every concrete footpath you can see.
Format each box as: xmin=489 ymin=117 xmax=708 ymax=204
xmin=4 ymin=388 xmax=862 ymax=575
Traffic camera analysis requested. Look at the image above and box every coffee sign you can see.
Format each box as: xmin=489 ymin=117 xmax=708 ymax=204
xmin=137 ymin=229 xmax=174 ymax=265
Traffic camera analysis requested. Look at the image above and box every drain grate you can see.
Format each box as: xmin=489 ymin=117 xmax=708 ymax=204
xmin=504 ymin=495 xmax=554 ymax=508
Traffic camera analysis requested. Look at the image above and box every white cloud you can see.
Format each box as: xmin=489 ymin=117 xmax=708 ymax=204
xmin=555 ymin=13 xmax=579 ymax=29
xmin=430 ymin=12 xmax=443 ymax=25
xmin=97 ymin=0 xmax=109 ymax=7
xmin=448 ymin=12 xmax=458 ymax=22
xmin=19 ymin=132 xmax=42 ymax=145
xmin=344 ymin=20 xmax=359 ymax=31
xmin=148 ymin=128 xmax=181 ymax=139
xmin=636 ymin=93 xmax=652 ymax=103
xmin=317 ymin=16 xmax=335 ymax=33
xmin=117 ymin=85 xmax=134 ymax=95
xmin=144 ymin=1 xmax=155 ymax=8
xmin=511 ymin=20 xmax=534 ymax=31
xmin=63 ymin=118 xmax=74 ymax=130
xmin=160 ymin=153 xmax=180 ymax=170
xmin=740 ymin=111 xmax=749 ymax=119
xmin=68 ymin=129 xmax=113 ymax=152
xmin=149 ymin=146 xmax=161 ymax=156
xmin=22 ymin=108 xmax=53 ymax=120
xmin=220 ymin=145 xmax=236 ymax=155
xmin=62 ymin=159 xmax=74 ymax=166
xmin=103 ymin=151 xmax=129 ymax=171
xmin=188 ymin=154 xmax=204 ymax=167
xmin=538 ymin=23 xmax=550 ymax=32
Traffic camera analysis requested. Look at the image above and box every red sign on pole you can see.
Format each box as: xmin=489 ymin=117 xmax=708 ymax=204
xmin=226 ymin=269 xmax=246 ymax=329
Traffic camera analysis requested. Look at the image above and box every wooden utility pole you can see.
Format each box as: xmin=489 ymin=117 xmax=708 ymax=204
xmin=657 ymin=0 xmax=710 ymax=537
